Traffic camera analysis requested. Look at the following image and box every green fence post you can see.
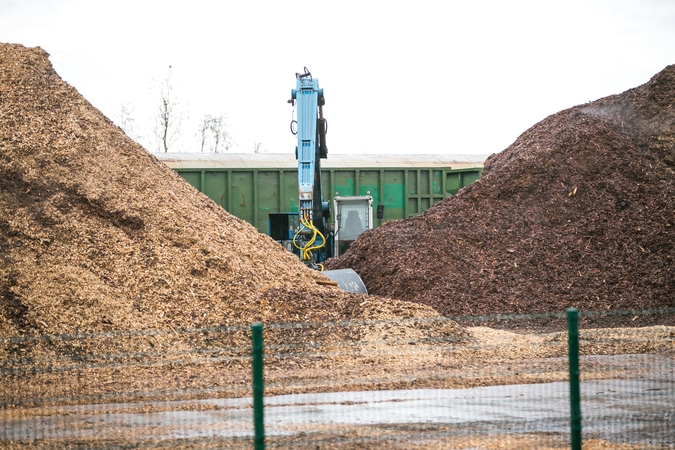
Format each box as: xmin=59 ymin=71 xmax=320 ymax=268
xmin=567 ymin=308 xmax=582 ymax=450
xmin=251 ymin=322 xmax=265 ymax=450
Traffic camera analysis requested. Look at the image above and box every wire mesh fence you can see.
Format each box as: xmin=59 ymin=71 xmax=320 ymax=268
xmin=1 ymin=308 xmax=673 ymax=449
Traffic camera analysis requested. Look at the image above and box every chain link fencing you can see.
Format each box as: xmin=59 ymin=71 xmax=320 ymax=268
xmin=1 ymin=308 xmax=673 ymax=449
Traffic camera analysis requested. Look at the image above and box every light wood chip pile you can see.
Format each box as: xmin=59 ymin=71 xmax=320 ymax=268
xmin=0 ymin=43 xmax=446 ymax=339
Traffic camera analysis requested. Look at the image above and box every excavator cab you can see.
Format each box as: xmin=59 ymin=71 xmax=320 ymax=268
xmin=333 ymin=195 xmax=373 ymax=257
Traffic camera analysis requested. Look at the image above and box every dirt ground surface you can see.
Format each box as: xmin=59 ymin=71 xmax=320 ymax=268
xmin=2 ymin=323 xmax=672 ymax=411
xmin=327 ymin=65 xmax=675 ymax=328
xmin=1 ymin=436 xmax=662 ymax=450
xmin=1 ymin=323 xmax=673 ymax=449
xmin=2 ymin=428 xmax=669 ymax=450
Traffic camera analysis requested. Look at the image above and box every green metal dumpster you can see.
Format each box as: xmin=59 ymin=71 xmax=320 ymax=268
xmin=156 ymin=153 xmax=485 ymax=234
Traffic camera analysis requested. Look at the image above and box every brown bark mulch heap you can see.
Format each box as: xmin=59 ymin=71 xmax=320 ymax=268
xmin=0 ymin=43 xmax=445 ymax=339
xmin=327 ymin=65 xmax=675 ymax=327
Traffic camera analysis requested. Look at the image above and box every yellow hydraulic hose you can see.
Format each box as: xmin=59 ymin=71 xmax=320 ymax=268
xmin=292 ymin=215 xmax=326 ymax=262
xmin=299 ymin=216 xmax=324 ymax=260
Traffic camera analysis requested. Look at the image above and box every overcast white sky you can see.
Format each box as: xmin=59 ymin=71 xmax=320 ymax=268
xmin=2 ymin=0 xmax=674 ymax=155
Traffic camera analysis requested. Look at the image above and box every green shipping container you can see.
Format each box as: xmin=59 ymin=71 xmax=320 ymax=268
xmin=156 ymin=153 xmax=485 ymax=234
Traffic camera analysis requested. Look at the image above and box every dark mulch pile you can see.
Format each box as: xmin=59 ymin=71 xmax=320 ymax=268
xmin=326 ymin=65 xmax=675 ymax=327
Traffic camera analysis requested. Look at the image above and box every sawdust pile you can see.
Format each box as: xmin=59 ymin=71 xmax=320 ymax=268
xmin=0 ymin=43 xmax=443 ymax=338
xmin=327 ymin=65 xmax=675 ymax=325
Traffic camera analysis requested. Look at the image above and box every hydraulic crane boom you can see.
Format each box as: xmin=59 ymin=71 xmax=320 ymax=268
xmin=271 ymin=68 xmax=373 ymax=294
xmin=289 ymin=67 xmax=329 ymax=237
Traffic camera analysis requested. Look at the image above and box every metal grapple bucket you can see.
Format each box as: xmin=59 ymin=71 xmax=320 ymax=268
xmin=322 ymin=268 xmax=368 ymax=295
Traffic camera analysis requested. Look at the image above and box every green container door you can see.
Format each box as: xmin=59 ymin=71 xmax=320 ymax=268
xmin=257 ymin=171 xmax=281 ymax=232
xmin=281 ymin=170 xmax=299 ymax=213
xmin=204 ymin=171 xmax=228 ymax=209
xmin=332 ymin=170 xmax=356 ymax=197
xmin=228 ymin=172 xmax=254 ymax=226
xmin=407 ymin=169 xmax=444 ymax=217
xmin=446 ymin=169 xmax=481 ymax=195
xmin=383 ymin=170 xmax=405 ymax=223
xmin=178 ymin=171 xmax=202 ymax=192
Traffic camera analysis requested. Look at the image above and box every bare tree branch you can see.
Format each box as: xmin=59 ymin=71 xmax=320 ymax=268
xmin=151 ymin=66 xmax=183 ymax=152
xmin=113 ymin=103 xmax=139 ymax=141
xmin=198 ymin=113 xmax=233 ymax=153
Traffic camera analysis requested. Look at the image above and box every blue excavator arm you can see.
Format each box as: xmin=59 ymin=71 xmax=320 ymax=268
xmin=279 ymin=69 xmax=371 ymax=293
xmin=289 ymin=68 xmax=329 ymax=237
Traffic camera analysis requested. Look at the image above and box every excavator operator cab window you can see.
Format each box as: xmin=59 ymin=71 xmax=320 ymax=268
xmin=343 ymin=210 xmax=365 ymax=240
xmin=334 ymin=197 xmax=373 ymax=257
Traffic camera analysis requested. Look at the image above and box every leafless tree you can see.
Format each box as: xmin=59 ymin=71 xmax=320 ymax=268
xmin=198 ymin=115 xmax=210 ymax=153
xmin=114 ymin=103 xmax=135 ymax=136
xmin=198 ymin=114 xmax=233 ymax=153
xmin=151 ymin=66 xmax=183 ymax=152
xmin=113 ymin=103 xmax=140 ymax=141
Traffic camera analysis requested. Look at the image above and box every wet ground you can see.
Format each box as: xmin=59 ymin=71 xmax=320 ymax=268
xmin=3 ymin=376 xmax=673 ymax=447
